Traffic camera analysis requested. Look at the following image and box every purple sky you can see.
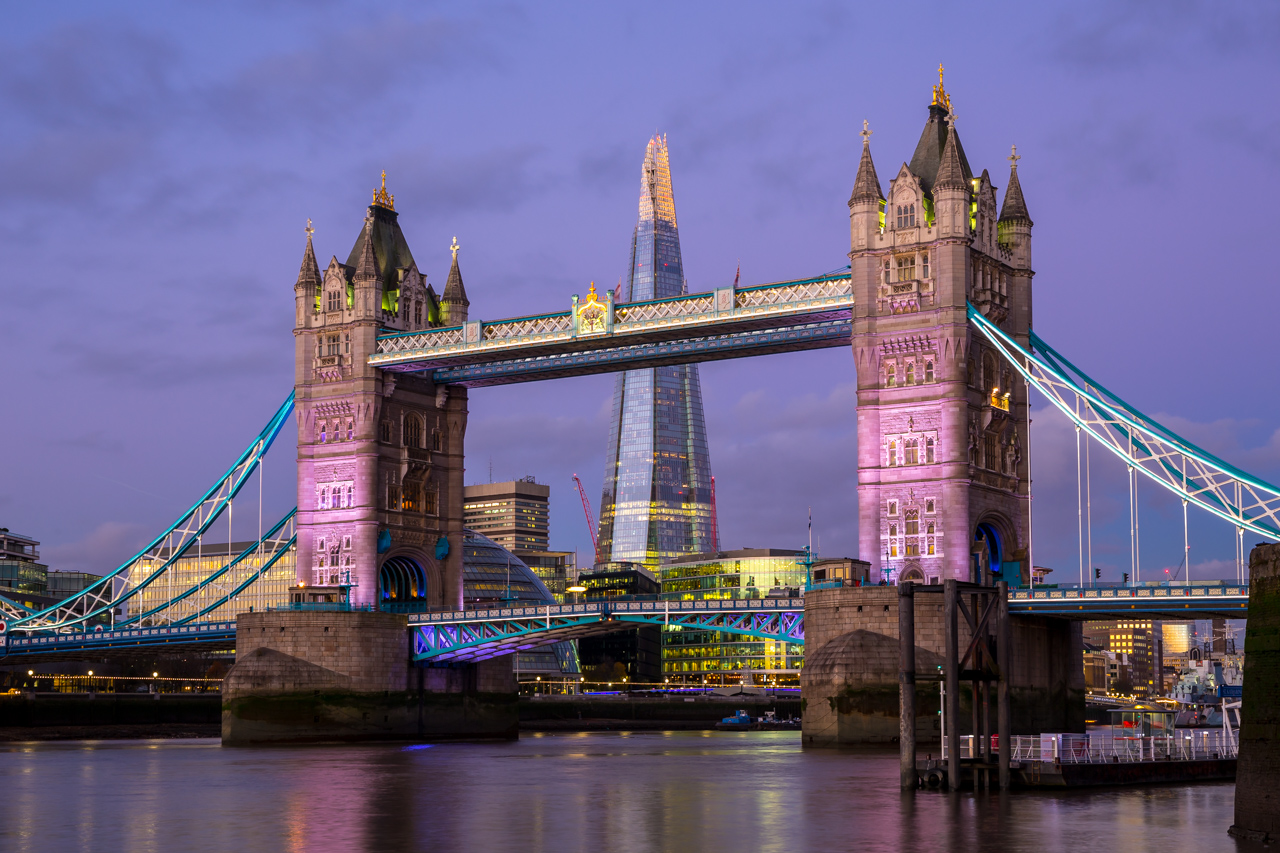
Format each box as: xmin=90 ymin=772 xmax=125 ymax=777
xmin=2 ymin=2 xmax=1277 ymax=585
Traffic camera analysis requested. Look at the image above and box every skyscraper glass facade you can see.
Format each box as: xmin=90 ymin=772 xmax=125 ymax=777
xmin=597 ymin=135 xmax=715 ymax=569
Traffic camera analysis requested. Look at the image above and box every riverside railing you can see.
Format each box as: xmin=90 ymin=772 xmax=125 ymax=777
xmin=942 ymin=729 xmax=1237 ymax=763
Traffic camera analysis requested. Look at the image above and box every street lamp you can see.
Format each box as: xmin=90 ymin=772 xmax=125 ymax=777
xmin=567 ymin=585 xmax=586 ymax=604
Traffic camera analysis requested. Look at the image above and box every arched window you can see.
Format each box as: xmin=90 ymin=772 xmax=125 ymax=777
xmin=380 ymin=421 xmax=392 ymax=443
xmin=906 ymin=363 xmax=915 ymax=385
xmin=346 ymin=419 xmax=353 ymax=441
xmin=414 ymin=302 xmax=423 ymax=327
xmin=925 ymin=500 xmax=935 ymax=514
xmin=921 ymin=252 xmax=929 ymax=279
xmin=888 ymin=440 xmax=897 ymax=467
xmin=883 ymin=258 xmax=891 ymax=284
xmin=925 ymin=360 xmax=935 ymax=383
xmin=402 ymin=482 xmax=420 ymax=513
xmin=927 ymin=538 xmax=935 ymax=556
xmin=425 ymin=484 xmax=439 ymax=516
xmin=886 ymin=364 xmax=896 ymax=387
xmin=319 ymin=421 xmax=327 ymax=443
xmin=905 ymin=509 xmax=919 ymax=535
xmin=889 ymin=523 xmax=898 ymax=538
xmin=905 ymin=439 xmax=919 ymax=465
xmin=327 ymin=290 xmax=340 ymax=312
xmin=926 ymin=522 xmax=935 ymax=536
xmin=345 ymin=485 xmax=353 ymax=508
xmin=431 ymin=429 xmax=442 ymax=452
xmin=983 ymin=354 xmax=998 ymax=394
xmin=404 ymin=416 xmax=422 ymax=449
xmin=925 ymin=436 xmax=935 ymax=464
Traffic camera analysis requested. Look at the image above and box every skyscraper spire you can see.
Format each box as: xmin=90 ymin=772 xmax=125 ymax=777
xmin=999 ymin=145 xmax=1032 ymax=224
xmin=598 ymin=134 xmax=715 ymax=568
xmin=849 ymin=119 xmax=884 ymax=205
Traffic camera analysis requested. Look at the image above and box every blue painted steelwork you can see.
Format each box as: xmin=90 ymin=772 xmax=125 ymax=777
xmin=968 ymin=305 xmax=1280 ymax=542
xmin=429 ymin=320 xmax=851 ymax=387
xmin=410 ymin=598 xmax=805 ymax=662
xmin=1009 ymin=583 xmax=1249 ymax=617
xmin=2 ymin=621 xmax=237 ymax=660
xmin=2 ymin=393 xmax=295 ymax=634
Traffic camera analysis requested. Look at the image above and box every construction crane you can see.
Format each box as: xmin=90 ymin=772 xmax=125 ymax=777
xmin=572 ymin=474 xmax=601 ymax=565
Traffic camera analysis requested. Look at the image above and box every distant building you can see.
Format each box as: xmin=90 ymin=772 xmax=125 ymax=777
xmin=516 ymin=550 xmax=576 ymax=603
xmin=658 ymin=549 xmax=868 ymax=685
xmin=576 ymin=563 xmax=662 ymax=683
xmin=0 ymin=529 xmax=47 ymax=595
xmin=1162 ymin=621 xmax=1192 ymax=655
xmin=1083 ymin=619 xmax=1162 ymax=697
xmin=463 ymin=479 xmax=550 ymax=552
xmin=131 ymin=542 xmax=298 ymax=623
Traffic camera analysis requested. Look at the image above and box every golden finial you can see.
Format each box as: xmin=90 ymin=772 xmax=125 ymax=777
xmin=1009 ymin=144 xmax=1021 ymax=167
xmin=587 ymin=281 xmax=597 ymax=297
xmin=932 ymin=64 xmax=952 ymax=111
xmin=305 ymin=218 xmax=314 ymax=240
xmin=450 ymin=236 xmax=460 ymax=260
xmin=372 ymin=170 xmax=395 ymax=210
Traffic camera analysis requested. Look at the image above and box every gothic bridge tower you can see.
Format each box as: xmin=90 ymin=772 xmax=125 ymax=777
xmin=850 ymin=71 xmax=1034 ymax=584
xmin=293 ymin=175 xmax=468 ymax=608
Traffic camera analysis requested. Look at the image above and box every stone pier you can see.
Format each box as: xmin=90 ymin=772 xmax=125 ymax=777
xmin=1231 ymin=543 xmax=1280 ymax=844
xmin=801 ymin=586 xmax=1083 ymax=746
xmin=221 ymin=610 xmax=516 ymax=745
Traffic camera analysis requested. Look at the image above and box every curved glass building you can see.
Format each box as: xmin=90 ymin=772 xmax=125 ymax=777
xmin=597 ymin=135 xmax=716 ymax=569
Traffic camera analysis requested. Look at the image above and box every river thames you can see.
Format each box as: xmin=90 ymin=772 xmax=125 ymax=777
xmin=0 ymin=731 xmax=1238 ymax=852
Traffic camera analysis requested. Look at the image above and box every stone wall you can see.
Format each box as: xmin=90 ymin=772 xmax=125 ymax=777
xmin=801 ymin=586 xmax=1084 ymax=746
xmin=222 ymin=610 xmax=516 ymax=744
xmin=1231 ymin=543 xmax=1280 ymax=843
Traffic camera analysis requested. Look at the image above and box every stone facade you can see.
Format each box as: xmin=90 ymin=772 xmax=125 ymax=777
xmin=850 ymin=77 xmax=1034 ymax=585
xmin=1231 ymin=543 xmax=1280 ymax=843
xmin=292 ymin=187 xmax=468 ymax=608
xmin=801 ymin=586 xmax=1083 ymax=746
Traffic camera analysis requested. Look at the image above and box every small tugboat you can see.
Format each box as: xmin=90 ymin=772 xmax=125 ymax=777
xmin=715 ymin=710 xmax=753 ymax=730
xmin=714 ymin=710 xmax=801 ymax=731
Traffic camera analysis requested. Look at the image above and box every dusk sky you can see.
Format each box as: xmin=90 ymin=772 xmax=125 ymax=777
xmin=2 ymin=1 xmax=1277 ymax=585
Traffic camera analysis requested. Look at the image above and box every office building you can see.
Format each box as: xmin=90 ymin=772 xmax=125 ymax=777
xmin=463 ymin=479 xmax=550 ymax=552
xmin=596 ymin=135 xmax=716 ymax=570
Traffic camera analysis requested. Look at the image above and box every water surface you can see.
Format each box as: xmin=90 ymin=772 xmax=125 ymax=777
xmin=0 ymin=732 xmax=1239 ymax=852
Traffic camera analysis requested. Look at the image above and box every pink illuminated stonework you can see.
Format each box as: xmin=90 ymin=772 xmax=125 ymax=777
xmin=850 ymin=79 xmax=1034 ymax=584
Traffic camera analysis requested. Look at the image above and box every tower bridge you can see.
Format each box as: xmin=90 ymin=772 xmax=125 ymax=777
xmin=2 ymin=76 xmax=1277 ymax=747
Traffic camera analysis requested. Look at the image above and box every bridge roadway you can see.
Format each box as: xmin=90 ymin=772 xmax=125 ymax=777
xmin=369 ymin=272 xmax=854 ymax=386
xmin=0 ymin=584 xmax=1248 ymax=664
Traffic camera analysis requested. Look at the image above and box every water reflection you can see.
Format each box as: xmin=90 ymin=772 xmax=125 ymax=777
xmin=0 ymin=733 xmax=1240 ymax=853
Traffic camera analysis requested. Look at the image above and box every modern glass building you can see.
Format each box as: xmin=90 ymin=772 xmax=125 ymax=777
xmin=659 ymin=549 xmax=810 ymax=684
xmin=130 ymin=542 xmax=299 ymax=624
xmin=597 ymin=135 xmax=715 ymax=569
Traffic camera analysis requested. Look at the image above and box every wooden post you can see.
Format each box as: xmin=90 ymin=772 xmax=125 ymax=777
xmin=945 ymin=579 xmax=960 ymax=790
xmin=997 ymin=580 xmax=1011 ymax=790
xmin=899 ymin=580 xmax=917 ymax=790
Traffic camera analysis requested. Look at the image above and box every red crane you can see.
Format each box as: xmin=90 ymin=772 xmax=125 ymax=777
xmin=572 ymin=474 xmax=601 ymax=565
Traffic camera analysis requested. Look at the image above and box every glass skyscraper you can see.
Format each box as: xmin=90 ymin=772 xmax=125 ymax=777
xmin=596 ymin=135 xmax=716 ymax=569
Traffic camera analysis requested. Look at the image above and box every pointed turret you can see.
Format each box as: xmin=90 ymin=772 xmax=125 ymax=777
xmin=907 ymin=67 xmax=972 ymax=195
xmin=849 ymin=121 xmax=884 ymax=206
xmin=441 ymin=236 xmax=469 ymax=326
xmin=353 ymin=219 xmax=379 ymax=283
xmin=934 ymin=120 xmax=968 ymax=191
xmin=296 ymin=220 xmax=321 ymax=289
xmin=999 ymin=147 xmax=1032 ymax=224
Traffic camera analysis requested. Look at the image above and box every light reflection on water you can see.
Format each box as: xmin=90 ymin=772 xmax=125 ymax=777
xmin=0 ymin=732 xmax=1241 ymax=853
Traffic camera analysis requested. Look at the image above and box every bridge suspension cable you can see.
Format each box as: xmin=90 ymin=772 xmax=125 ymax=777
xmin=967 ymin=305 xmax=1280 ymax=550
xmin=3 ymin=393 xmax=296 ymax=634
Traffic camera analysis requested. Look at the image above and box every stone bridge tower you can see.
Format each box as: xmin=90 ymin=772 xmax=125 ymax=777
xmin=292 ymin=176 xmax=468 ymax=609
xmin=850 ymin=72 xmax=1034 ymax=584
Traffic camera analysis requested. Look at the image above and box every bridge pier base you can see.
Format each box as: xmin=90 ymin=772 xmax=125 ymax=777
xmin=221 ymin=610 xmax=516 ymax=745
xmin=1231 ymin=543 xmax=1280 ymax=844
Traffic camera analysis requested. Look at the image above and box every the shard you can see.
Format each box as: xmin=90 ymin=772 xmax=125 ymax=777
xmin=596 ymin=135 xmax=716 ymax=569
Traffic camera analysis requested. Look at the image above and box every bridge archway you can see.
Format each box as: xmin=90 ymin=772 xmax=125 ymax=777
xmin=973 ymin=515 xmax=1017 ymax=584
xmin=379 ymin=554 xmax=433 ymax=604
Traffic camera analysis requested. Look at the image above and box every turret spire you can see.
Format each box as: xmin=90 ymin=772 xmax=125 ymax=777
xmin=354 ymin=221 xmax=379 ymax=282
xmin=296 ymin=218 xmax=321 ymax=288
xmin=934 ymin=114 xmax=968 ymax=191
xmin=849 ymin=119 xmax=884 ymax=205
xmin=441 ymin=236 xmax=469 ymax=325
xmin=999 ymin=145 xmax=1032 ymax=224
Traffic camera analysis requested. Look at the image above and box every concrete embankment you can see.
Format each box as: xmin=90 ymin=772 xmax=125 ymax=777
xmin=519 ymin=695 xmax=802 ymax=731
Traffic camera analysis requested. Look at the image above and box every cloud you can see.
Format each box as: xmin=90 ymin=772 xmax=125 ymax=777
xmin=41 ymin=521 xmax=150 ymax=576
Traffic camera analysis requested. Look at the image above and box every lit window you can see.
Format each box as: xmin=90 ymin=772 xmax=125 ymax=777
xmin=927 ymin=537 xmax=935 ymax=556
xmin=896 ymin=254 xmax=916 ymax=281
xmin=906 ymin=363 xmax=915 ymax=385
xmin=886 ymin=364 xmax=896 ymax=387
xmin=888 ymin=440 xmax=897 ymax=467
xmin=905 ymin=539 xmax=920 ymax=557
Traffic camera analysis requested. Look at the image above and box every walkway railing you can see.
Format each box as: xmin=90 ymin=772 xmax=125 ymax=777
xmin=943 ymin=730 xmax=1238 ymax=763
